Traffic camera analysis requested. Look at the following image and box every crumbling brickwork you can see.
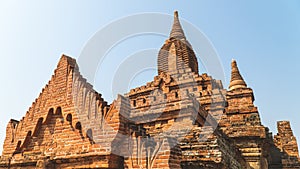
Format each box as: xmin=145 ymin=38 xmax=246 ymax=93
xmin=0 ymin=11 xmax=299 ymax=169
xmin=273 ymin=121 xmax=300 ymax=168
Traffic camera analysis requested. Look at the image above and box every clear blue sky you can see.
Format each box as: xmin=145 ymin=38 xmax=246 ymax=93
xmin=0 ymin=1 xmax=299 ymax=154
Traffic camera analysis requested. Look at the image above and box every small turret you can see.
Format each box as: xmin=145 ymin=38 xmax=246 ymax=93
xmin=229 ymin=59 xmax=247 ymax=90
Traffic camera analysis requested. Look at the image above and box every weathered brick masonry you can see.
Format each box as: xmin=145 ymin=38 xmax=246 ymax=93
xmin=0 ymin=11 xmax=299 ymax=169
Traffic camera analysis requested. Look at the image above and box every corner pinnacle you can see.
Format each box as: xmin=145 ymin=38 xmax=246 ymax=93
xmin=229 ymin=59 xmax=247 ymax=90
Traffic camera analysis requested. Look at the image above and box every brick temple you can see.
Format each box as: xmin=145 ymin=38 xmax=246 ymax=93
xmin=0 ymin=11 xmax=299 ymax=169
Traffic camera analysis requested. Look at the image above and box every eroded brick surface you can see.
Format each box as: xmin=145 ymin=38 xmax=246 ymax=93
xmin=0 ymin=11 xmax=299 ymax=169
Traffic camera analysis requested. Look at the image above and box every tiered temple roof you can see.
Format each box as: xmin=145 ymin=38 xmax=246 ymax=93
xmin=0 ymin=11 xmax=299 ymax=169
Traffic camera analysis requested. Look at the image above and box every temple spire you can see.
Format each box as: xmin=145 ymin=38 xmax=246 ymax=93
xmin=229 ymin=59 xmax=247 ymax=90
xmin=157 ymin=11 xmax=198 ymax=75
xmin=170 ymin=11 xmax=186 ymax=40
